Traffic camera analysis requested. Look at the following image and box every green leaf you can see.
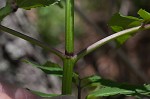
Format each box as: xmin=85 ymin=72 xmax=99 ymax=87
xmin=109 ymin=13 xmax=142 ymax=32
xmin=86 ymin=77 xmax=150 ymax=99
xmin=56 ymin=1 xmax=63 ymax=8
xmin=87 ymin=87 xmax=135 ymax=98
xmin=116 ymin=34 xmax=132 ymax=45
xmin=43 ymin=61 xmax=60 ymax=67
xmin=110 ymin=26 xmax=123 ymax=32
xmin=24 ymin=60 xmax=63 ymax=77
xmin=109 ymin=13 xmax=142 ymax=45
xmin=16 ymin=0 xmax=61 ymax=9
xmin=0 ymin=2 xmax=12 ymax=22
xmin=81 ymin=75 xmax=126 ymax=88
xmin=24 ymin=60 xmax=79 ymax=84
xmin=81 ymin=75 xmax=102 ymax=88
xmin=87 ymin=84 xmax=150 ymax=98
xmin=138 ymin=9 xmax=150 ymax=21
xmin=83 ymin=75 xmax=150 ymax=98
xmin=28 ymin=89 xmax=59 ymax=98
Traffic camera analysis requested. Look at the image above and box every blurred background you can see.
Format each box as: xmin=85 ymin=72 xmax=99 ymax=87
xmin=0 ymin=0 xmax=150 ymax=99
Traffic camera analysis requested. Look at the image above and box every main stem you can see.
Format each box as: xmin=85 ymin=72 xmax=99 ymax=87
xmin=65 ymin=0 xmax=74 ymax=55
xmin=62 ymin=59 xmax=74 ymax=94
xmin=62 ymin=0 xmax=74 ymax=95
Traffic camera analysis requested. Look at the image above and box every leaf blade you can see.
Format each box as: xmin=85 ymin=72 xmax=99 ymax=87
xmin=109 ymin=13 xmax=142 ymax=45
xmin=138 ymin=9 xmax=150 ymax=21
xmin=24 ymin=60 xmax=79 ymax=83
xmin=24 ymin=60 xmax=63 ymax=77
xmin=0 ymin=2 xmax=12 ymax=21
xmin=87 ymin=86 xmax=135 ymax=99
xmin=16 ymin=0 xmax=61 ymax=9
xmin=28 ymin=89 xmax=59 ymax=98
xmin=86 ymin=76 xmax=150 ymax=99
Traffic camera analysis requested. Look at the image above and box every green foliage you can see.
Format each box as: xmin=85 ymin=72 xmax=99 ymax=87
xmin=81 ymin=75 xmax=150 ymax=98
xmin=109 ymin=13 xmax=142 ymax=32
xmin=24 ymin=60 xmax=79 ymax=84
xmin=1 ymin=0 xmax=150 ymax=98
xmin=0 ymin=0 xmax=61 ymax=22
xmin=138 ymin=9 xmax=150 ymax=22
xmin=16 ymin=0 xmax=61 ymax=9
xmin=85 ymin=76 xmax=150 ymax=98
xmin=0 ymin=2 xmax=12 ymax=22
xmin=24 ymin=60 xmax=63 ymax=77
xmin=81 ymin=75 xmax=101 ymax=88
xmin=28 ymin=89 xmax=59 ymax=98
xmin=87 ymin=87 xmax=134 ymax=99
xmin=109 ymin=13 xmax=142 ymax=45
xmin=109 ymin=9 xmax=150 ymax=45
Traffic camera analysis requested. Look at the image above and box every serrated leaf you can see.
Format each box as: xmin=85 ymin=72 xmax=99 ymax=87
xmin=43 ymin=61 xmax=60 ymax=67
xmin=28 ymin=89 xmax=76 ymax=99
xmin=83 ymin=75 xmax=150 ymax=98
xmin=138 ymin=9 xmax=150 ymax=21
xmin=0 ymin=2 xmax=12 ymax=22
xmin=16 ymin=0 xmax=61 ymax=9
xmin=28 ymin=89 xmax=59 ymax=98
xmin=81 ymin=75 xmax=124 ymax=88
xmin=24 ymin=60 xmax=79 ymax=84
xmin=87 ymin=86 xmax=135 ymax=98
xmin=109 ymin=13 xmax=142 ymax=45
xmin=38 ymin=66 xmax=63 ymax=77
xmin=81 ymin=75 xmax=102 ymax=88
xmin=109 ymin=13 xmax=142 ymax=32
xmin=86 ymin=77 xmax=150 ymax=99
xmin=24 ymin=60 xmax=63 ymax=77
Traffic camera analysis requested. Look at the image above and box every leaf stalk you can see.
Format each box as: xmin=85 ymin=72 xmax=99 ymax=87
xmin=0 ymin=25 xmax=65 ymax=59
xmin=74 ymin=24 xmax=150 ymax=61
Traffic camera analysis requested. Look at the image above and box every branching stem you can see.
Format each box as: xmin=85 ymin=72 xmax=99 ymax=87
xmin=74 ymin=24 xmax=150 ymax=61
xmin=0 ymin=25 xmax=65 ymax=59
xmin=62 ymin=0 xmax=74 ymax=95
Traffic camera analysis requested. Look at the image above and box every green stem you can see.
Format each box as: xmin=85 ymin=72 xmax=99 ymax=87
xmin=0 ymin=25 xmax=65 ymax=59
xmin=62 ymin=0 xmax=74 ymax=95
xmin=62 ymin=59 xmax=75 ymax=94
xmin=75 ymin=24 xmax=150 ymax=61
xmin=65 ymin=0 xmax=74 ymax=55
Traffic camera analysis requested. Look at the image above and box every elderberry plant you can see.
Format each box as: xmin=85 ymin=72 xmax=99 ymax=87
xmin=0 ymin=0 xmax=150 ymax=99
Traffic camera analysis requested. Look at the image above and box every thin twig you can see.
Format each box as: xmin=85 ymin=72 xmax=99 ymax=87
xmin=74 ymin=24 xmax=150 ymax=61
xmin=0 ymin=25 xmax=65 ymax=59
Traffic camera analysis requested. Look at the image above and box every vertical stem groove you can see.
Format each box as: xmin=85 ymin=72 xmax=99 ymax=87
xmin=62 ymin=59 xmax=74 ymax=94
xmin=65 ymin=0 xmax=74 ymax=55
xmin=62 ymin=0 xmax=74 ymax=95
